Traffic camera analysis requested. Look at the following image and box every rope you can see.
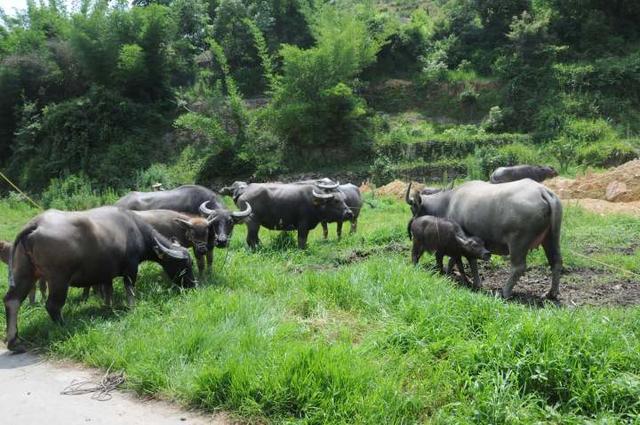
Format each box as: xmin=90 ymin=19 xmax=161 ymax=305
xmin=567 ymin=248 xmax=640 ymax=280
xmin=0 ymin=170 xmax=43 ymax=210
xmin=61 ymin=363 xmax=125 ymax=401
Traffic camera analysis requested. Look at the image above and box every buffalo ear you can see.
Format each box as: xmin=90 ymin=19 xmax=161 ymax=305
xmin=454 ymin=234 xmax=470 ymax=249
xmin=174 ymin=218 xmax=193 ymax=229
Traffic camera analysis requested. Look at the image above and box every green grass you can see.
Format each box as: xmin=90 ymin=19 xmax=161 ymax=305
xmin=2 ymin=197 xmax=640 ymax=423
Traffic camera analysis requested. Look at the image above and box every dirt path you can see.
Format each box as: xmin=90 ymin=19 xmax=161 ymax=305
xmin=0 ymin=349 xmax=231 ymax=425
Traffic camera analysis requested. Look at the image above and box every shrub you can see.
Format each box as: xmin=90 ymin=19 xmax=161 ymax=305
xmin=267 ymin=3 xmax=382 ymax=153
xmin=576 ymin=141 xmax=637 ymax=168
xmin=41 ymin=174 xmax=118 ymax=211
xmin=473 ymin=143 xmax=542 ymax=178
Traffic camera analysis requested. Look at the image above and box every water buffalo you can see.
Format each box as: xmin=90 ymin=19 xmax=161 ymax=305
xmin=133 ymin=210 xmax=215 ymax=275
xmin=116 ymin=184 xmax=251 ymax=250
xmin=220 ymin=181 xmax=249 ymax=203
xmin=288 ymin=178 xmax=363 ymax=239
xmin=408 ymin=216 xmax=491 ymax=287
xmin=234 ymin=183 xmax=354 ymax=249
xmin=490 ymin=165 xmax=558 ymax=184
xmin=320 ymin=184 xmax=363 ymax=239
xmin=406 ymin=179 xmax=562 ymax=299
xmin=1 ymin=240 xmax=46 ymax=304
xmin=4 ymin=207 xmax=196 ymax=353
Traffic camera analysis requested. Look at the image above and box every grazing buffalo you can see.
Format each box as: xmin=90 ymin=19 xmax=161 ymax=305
xmin=220 ymin=181 xmax=249 ymax=203
xmin=234 ymin=183 xmax=353 ymax=249
xmin=133 ymin=210 xmax=215 ymax=275
xmin=406 ymin=179 xmax=562 ymax=299
xmin=408 ymin=216 xmax=491 ymax=287
xmin=1 ymin=240 xmax=46 ymax=304
xmin=490 ymin=165 xmax=558 ymax=184
xmin=4 ymin=207 xmax=196 ymax=352
xmin=116 ymin=184 xmax=251 ymax=250
xmin=320 ymin=183 xmax=363 ymax=239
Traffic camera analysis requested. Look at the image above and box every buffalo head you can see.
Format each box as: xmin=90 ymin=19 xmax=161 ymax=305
xmin=199 ymin=201 xmax=252 ymax=248
xmin=174 ymin=217 xmax=210 ymax=256
xmin=152 ymin=236 xmax=197 ymax=287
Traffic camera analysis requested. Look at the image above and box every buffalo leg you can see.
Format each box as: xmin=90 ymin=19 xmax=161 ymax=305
xmin=455 ymin=257 xmax=471 ymax=285
xmin=435 ymin=252 xmax=445 ymax=274
xmin=350 ymin=218 xmax=357 ymax=234
xmin=321 ymin=222 xmax=328 ymax=240
xmin=542 ymin=238 xmax=562 ymax=300
xmin=206 ymin=249 xmax=213 ymax=273
xmin=102 ymin=282 xmax=114 ymax=308
xmin=4 ymin=277 xmax=35 ymax=352
xmin=38 ymin=279 xmax=47 ymax=302
xmin=503 ymin=246 xmax=528 ymax=299
xmin=81 ymin=287 xmax=91 ymax=302
xmin=195 ymin=250 xmax=205 ymax=276
xmin=446 ymin=257 xmax=456 ymax=274
xmin=124 ymin=275 xmax=136 ymax=307
xmin=28 ymin=287 xmax=36 ymax=304
xmin=297 ymin=228 xmax=309 ymax=249
xmin=466 ymin=257 xmax=481 ymax=288
xmin=45 ymin=282 xmax=69 ymax=324
xmin=246 ymin=222 xmax=260 ymax=249
xmin=411 ymin=241 xmax=422 ymax=265
xmin=336 ymin=221 xmax=343 ymax=239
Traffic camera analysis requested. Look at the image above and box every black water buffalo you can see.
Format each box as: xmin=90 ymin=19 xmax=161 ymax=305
xmin=291 ymin=178 xmax=364 ymax=239
xmin=4 ymin=207 xmax=196 ymax=352
xmin=1 ymin=240 xmax=46 ymax=304
xmin=406 ymin=179 xmax=562 ymax=299
xmin=234 ymin=183 xmax=354 ymax=249
xmin=133 ymin=210 xmax=215 ymax=275
xmin=320 ymin=183 xmax=363 ymax=239
xmin=116 ymin=184 xmax=251 ymax=250
xmin=408 ymin=216 xmax=491 ymax=287
xmin=490 ymin=165 xmax=558 ymax=184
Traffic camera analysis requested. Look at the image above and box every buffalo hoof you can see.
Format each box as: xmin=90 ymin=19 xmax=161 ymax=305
xmin=501 ymin=288 xmax=513 ymax=299
xmin=544 ymin=291 xmax=559 ymax=301
xmin=7 ymin=339 xmax=27 ymax=354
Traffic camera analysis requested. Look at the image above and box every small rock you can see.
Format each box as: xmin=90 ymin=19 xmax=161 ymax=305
xmin=605 ymin=181 xmax=628 ymax=202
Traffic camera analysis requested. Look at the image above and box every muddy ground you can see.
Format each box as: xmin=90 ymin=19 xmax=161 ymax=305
xmin=329 ymin=243 xmax=640 ymax=308
xmin=462 ymin=263 xmax=640 ymax=308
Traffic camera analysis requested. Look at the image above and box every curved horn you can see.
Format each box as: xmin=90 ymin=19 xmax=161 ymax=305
xmin=154 ymin=237 xmax=188 ymax=259
xmin=405 ymin=182 xmax=413 ymax=205
xmin=317 ymin=180 xmax=339 ymax=190
xmin=313 ymin=189 xmax=334 ymax=199
xmin=199 ymin=201 xmax=214 ymax=216
xmin=232 ymin=202 xmax=252 ymax=219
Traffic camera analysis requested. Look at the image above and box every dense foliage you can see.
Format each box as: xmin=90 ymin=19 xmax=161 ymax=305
xmin=1 ymin=0 xmax=639 ymax=192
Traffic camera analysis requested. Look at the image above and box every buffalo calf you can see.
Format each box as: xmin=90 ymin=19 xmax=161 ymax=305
xmin=409 ymin=216 xmax=491 ymax=287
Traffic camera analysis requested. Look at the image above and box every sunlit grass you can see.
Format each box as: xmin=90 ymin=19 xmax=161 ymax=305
xmin=1 ymin=198 xmax=640 ymax=423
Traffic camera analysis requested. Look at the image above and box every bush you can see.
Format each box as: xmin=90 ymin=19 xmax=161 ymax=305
xmin=267 ymin=4 xmax=382 ymax=153
xmin=473 ymin=143 xmax=542 ymax=178
xmin=41 ymin=174 xmax=118 ymax=211
xmin=576 ymin=141 xmax=637 ymax=168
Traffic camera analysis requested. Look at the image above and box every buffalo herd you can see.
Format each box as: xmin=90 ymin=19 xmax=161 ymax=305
xmin=3 ymin=164 xmax=566 ymax=352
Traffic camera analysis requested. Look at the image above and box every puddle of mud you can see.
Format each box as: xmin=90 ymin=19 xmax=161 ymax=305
xmin=459 ymin=263 xmax=640 ymax=308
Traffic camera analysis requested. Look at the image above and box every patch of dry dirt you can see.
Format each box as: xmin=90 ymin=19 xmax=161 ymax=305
xmin=545 ymin=159 xmax=640 ymax=202
xmin=562 ymin=198 xmax=640 ymax=217
xmin=462 ymin=264 xmax=640 ymax=308
xmin=362 ymin=180 xmax=433 ymax=200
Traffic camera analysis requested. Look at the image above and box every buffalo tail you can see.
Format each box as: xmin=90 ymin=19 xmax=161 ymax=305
xmin=541 ymin=188 xmax=562 ymax=250
xmin=8 ymin=224 xmax=38 ymax=288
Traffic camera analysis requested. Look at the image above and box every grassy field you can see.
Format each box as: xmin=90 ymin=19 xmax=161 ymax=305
xmin=2 ymin=196 xmax=640 ymax=423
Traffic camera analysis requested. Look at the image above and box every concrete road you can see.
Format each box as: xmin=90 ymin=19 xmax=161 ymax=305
xmin=0 ymin=349 xmax=230 ymax=425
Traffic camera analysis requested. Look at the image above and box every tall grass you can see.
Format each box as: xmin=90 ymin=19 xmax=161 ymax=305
xmin=1 ymin=197 xmax=640 ymax=423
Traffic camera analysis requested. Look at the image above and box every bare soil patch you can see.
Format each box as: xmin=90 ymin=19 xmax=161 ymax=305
xmin=469 ymin=264 xmax=640 ymax=308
